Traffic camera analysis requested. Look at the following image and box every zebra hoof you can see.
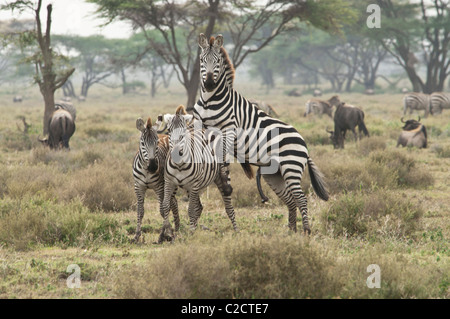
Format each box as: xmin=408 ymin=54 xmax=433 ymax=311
xmin=133 ymin=232 xmax=141 ymax=243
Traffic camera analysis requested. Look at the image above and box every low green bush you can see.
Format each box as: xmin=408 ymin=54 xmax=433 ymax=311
xmin=320 ymin=190 xmax=423 ymax=240
xmin=0 ymin=198 xmax=126 ymax=250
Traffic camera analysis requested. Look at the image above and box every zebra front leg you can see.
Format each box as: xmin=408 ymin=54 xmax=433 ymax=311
xmin=158 ymin=182 xmax=177 ymax=243
xmin=170 ymin=192 xmax=180 ymax=231
xmin=134 ymin=184 xmax=147 ymax=242
xmin=214 ymin=176 xmax=238 ymax=231
xmin=187 ymin=190 xmax=202 ymax=231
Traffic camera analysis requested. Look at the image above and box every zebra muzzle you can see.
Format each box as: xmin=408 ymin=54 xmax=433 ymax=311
xmin=148 ymin=159 xmax=158 ymax=174
xmin=204 ymin=73 xmax=216 ymax=92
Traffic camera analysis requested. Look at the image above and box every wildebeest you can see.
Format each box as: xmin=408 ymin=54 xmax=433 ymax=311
xmin=39 ymin=108 xmax=76 ymax=150
xmin=304 ymin=95 xmax=340 ymax=118
xmin=13 ymin=95 xmax=22 ymax=103
xmin=397 ymin=117 xmax=427 ymax=149
xmin=327 ymin=102 xmax=369 ymax=149
xmin=403 ymin=92 xmax=430 ymax=118
xmin=55 ymin=101 xmax=77 ymax=121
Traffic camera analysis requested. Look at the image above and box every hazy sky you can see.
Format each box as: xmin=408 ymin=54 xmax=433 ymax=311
xmin=0 ymin=0 xmax=132 ymax=38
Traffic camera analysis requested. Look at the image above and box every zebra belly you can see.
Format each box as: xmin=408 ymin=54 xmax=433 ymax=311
xmin=165 ymin=162 xmax=219 ymax=190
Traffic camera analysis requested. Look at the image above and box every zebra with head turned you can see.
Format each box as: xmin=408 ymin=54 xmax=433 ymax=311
xmin=159 ymin=105 xmax=238 ymax=241
xmin=133 ymin=116 xmax=179 ymax=243
xmin=193 ymin=34 xmax=329 ymax=234
xmin=430 ymin=92 xmax=450 ymax=115
xmin=403 ymin=92 xmax=431 ymax=118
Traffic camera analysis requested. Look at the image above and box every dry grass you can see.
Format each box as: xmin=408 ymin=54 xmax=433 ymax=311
xmin=0 ymin=84 xmax=448 ymax=299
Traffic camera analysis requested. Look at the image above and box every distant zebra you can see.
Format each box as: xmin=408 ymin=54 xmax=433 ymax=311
xmin=403 ymin=92 xmax=430 ymax=117
xmin=304 ymin=95 xmax=340 ymax=118
xmin=194 ymin=34 xmax=329 ymax=234
xmin=133 ymin=116 xmax=179 ymax=243
xmin=159 ymin=105 xmax=238 ymax=241
xmin=430 ymin=92 xmax=450 ymax=115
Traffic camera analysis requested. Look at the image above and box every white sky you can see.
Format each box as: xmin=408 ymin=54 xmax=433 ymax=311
xmin=0 ymin=0 xmax=132 ymax=38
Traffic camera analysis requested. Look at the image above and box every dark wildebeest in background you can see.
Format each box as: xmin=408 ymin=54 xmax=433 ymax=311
xmin=39 ymin=108 xmax=76 ymax=150
xmin=13 ymin=95 xmax=22 ymax=103
xmin=304 ymin=95 xmax=340 ymax=118
xmin=327 ymin=102 xmax=370 ymax=149
xmin=397 ymin=117 xmax=427 ymax=149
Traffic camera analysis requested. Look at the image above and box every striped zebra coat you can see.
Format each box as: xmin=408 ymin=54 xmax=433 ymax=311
xmin=193 ymin=34 xmax=329 ymax=234
xmin=133 ymin=116 xmax=179 ymax=243
xmin=403 ymin=92 xmax=431 ymax=117
xmin=430 ymin=92 xmax=450 ymax=115
xmin=159 ymin=105 xmax=238 ymax=241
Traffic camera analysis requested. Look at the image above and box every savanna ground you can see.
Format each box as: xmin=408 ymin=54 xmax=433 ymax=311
xmin=0 ymin=80 xmax=449 ymax=299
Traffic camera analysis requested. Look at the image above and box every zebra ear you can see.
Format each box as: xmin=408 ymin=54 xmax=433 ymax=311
xmin=198 ymin=33 xmax=209 ymax=49
xmin=136 ymin=118 xmax=146 ymax=132
xmin=213 ymin=34 xmax=223 ymax=48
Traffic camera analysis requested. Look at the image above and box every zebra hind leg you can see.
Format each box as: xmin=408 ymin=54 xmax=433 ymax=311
xmin=214 ymin=176 xmax=238 ymax=231
xmin=286 ymin=182 xmax=311 ymax=235
xmin=262 ymin=172 xmax=299 ymax=233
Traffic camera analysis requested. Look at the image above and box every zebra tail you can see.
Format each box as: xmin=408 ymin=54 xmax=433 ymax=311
xmin=240 ymin=162 xmax=254 ymax=179
xmin=359 ymin=116 xmax=370 ymax=137
xmin=307 ymin=158 xmax=329 ymax=201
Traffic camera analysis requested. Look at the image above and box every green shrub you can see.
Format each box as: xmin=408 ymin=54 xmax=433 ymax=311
xmin=357 ymin=136 xmax=386 ymax=156
xmin=369 ymin=150 xmax=434 ymax=188
xmin=432 ymin=144 xmax=450 ymax=158
xmin=320 ymin=190 xmax=423 ymax=240
xmin=61 ymin=161 xmax=135 ymax=212
xmin=0 ymin=130 xmax=32 ymax=151
xmin=112 ymin=235 xmax=337 ymax=298
xmin=0 ymin=198 xmax=126 ymax=250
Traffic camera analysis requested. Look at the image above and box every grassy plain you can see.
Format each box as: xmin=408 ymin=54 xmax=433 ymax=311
xmin=0 ymin=82 xmax=449 ymax=299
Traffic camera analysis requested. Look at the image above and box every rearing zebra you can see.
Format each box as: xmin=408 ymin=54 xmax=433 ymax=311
xmin=133 ymin=116 xmax=179 ymax=243
xmin=194 ymin=34 xmax=329 ymax=234
xmin=159 ymin=105 xmax=238 ymax=241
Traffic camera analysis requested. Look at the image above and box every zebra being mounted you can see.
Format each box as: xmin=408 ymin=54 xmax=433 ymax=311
xmin=159 ymin=105 xmax=238 ymax=241
xmin=194 ymin=34 xmax=329 ymax=234
xmin=133 ymin=116 xmax=179 ymax=243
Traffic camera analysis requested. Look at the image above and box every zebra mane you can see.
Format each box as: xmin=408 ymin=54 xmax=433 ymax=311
xmin=209 ymin=36 xmax=235 ymax=88
xmin=175 ymin=104 xmax=187 ymax=115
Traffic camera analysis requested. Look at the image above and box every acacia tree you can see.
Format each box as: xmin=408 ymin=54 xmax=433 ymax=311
xmin=1 ymin=1 xmax=75 ymax=135
xmin=89 ymin=0 xmax=355 ymax=110
xmin=372 ymin=0 xmax=450 ymax=93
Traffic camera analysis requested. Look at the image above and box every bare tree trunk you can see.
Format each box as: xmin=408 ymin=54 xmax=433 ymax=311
xmin=186 ymin=0 xmax=219 ymax=112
